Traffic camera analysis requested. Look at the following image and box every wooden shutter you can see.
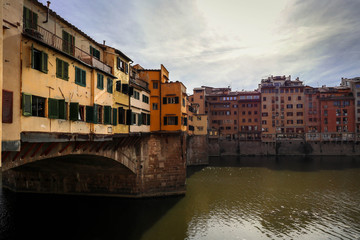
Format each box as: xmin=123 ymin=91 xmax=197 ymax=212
xmin=112 ymin=108 xmax=117 ymax=126
xmin=117 ymin=57 xmax=120 ymax=69
xmin=69 ymin=102 xmax=79 ymax=121
xmin=64 ymin=62 xmax=69 ymax=80
xmin=58 ymin=100 xmax=66 ymax=119
xmin=62 ymin=30 xmax=69 ymax=53
xmin=107 ymin=78 xmax=113 ymax=93
xmin=2 ymin=90 xmax=13 ymax=123
xmin=41 ymin=52 xmax=48 ymax=73
xmin=163 ymin=97 xmax=167 ymax=104
xmin=126 ymin=109 xmax=132 ymax=125
xmin=125 ymin=63 xmax=128 ymax=74
xmin=86 ymin=106 xmax=94 ymax=123
xmin=23 ymin=7 xmax=30 ymax=29
xmin=175 ymin=97 xmax=179 ymax=104
xmin=75 ymin=67 xmax=80 ymax=84
xmin=163 ymin=117 xmax=167 ymax=125
xmin=56 ymin=58 xmax=61 ymax=78
xmin=104 ymin=106 xmax=111 ymax=124
xmin=22 ymin=93 xmax=32 ymax=116
xmin=138 ymin=114 xmax=142 ymax=126
xmin=122 ymin=84 xmax=128 ymax=94
xmin=32 ymin=11 xmax=38 ymax=29
xmin=93 ymin=104 xmax=98 ymax=124
xmin=81 ymin=69 xmax=86 ymax=86
xmin=48 ymin=98 xmax=59 ymax=119
xmin=31 ymin=44 xmax=35 ymax=69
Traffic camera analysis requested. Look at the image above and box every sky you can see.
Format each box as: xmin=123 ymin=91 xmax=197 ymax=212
xmin=39 ymin=0 xmax=360 ymax=94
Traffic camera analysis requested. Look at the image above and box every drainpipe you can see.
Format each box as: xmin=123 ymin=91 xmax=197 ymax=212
xmin=159 ymin=71 xmax=162 ymax=131
xmin=43 ymin=1 xmax=51 ymax=23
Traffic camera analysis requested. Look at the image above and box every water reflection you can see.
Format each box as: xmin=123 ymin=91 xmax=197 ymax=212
xmin=1 ymin=156 xmax=360 ymax=240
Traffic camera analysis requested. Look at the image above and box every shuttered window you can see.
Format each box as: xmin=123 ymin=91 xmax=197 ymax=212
xmin=112 ymin=108 xmax=117 ymax=126
xmin=90 ymin=46 xmax=100 ymax=59
xmin=97 ymin=73 xmax=104 ymax=89
xmin=146 ymin=114 xmax=151 ymax=125
xmin=48 ymin=98 xmax=59 ymax=119
xmin=22 ymin=93 xmax=32 ymax=116
xmin=137 ymin=113 xmax=142 ymax=126
xmin=164 ymin=116 xmax=178 ymax=125
xmin=122 ymin=84 xmax=129 ymax=94
xmin=70 ymin=102 xmax=79 ymax=121
xmin=116 ymin=80 xmax=121 ymax=92
xmin=31 ymin=45 xmax=48 ymax=73
xmin=2 ymin=90 xmax=13 ymax=123
xmin=23 ymin=7 xmax=37 ymax=30
xmin=126 ymin=109 xmax=132 ymax=125
xmin=104 ymin=106 xmax=112 ymax=125
xmin=118 ymin=107 xmax=125 ymax=124
xmin=75 ymin=67 xmax=86 ymax=87
xmin=62 ymin=30 xmax=75 ymax=56
xmin=107 ymin=78 xmax=113 ymax=93
xmin=56 ymin=58 xmax=69 ymax=80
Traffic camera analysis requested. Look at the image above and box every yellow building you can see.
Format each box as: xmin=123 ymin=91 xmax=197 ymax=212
xmin=135 ymin=64 xmax=187 ymax=132
xmin=193 ymin=114 xmax=208 ymax=135
xmin=103 ymin=46 xmax=132 ymax=134
xmin=2 ymin=0 xmax=125 ymax=153
xmin=129 ymin=66 xmax=150 ymax=133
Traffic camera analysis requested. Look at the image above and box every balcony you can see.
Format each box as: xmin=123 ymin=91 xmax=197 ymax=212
xmin=23 ymin=23 xmax=112 ymax=75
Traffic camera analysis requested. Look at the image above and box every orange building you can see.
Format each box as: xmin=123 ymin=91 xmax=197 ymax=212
xmin=135 ymin=64 xmax=187 ymax=132
xmin=260 ymin=75 xmax=305 ymax=142
xmin=304 ymin=86 xmax=321 ymax=141
xmin=319 ymin=86 xmax=355 ymax=141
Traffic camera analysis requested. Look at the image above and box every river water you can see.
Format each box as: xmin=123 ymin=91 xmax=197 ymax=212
xmin=1 ymin=156 xmax=360 ymax=240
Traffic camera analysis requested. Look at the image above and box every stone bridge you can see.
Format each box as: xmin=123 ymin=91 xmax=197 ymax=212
xmin=1 ymin=133 xmax=187 ymax=197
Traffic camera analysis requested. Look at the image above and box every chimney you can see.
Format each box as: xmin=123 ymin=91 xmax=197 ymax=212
xmin=43 ymin=1 xmax=51 ymax=23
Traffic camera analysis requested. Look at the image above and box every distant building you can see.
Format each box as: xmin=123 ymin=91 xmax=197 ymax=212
xmin=259 ymin=75 xmax=305 ymax=142
xmin=304 ymin=86 xmax=321 ymax=141
xmin=341 ymin=77 xmax=360 ymax=139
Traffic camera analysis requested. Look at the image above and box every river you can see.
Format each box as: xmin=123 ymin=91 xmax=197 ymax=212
xmin=1 ymin=156 xmax=360 ymax=240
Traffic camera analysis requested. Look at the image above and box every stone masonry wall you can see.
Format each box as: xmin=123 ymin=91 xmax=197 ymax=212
xmin=187 ymin=135 xmax=208 ymax=166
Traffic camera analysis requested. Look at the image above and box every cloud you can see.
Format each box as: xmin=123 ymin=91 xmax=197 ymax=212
xmin=39 ymin=0 xmax=360 ymax=94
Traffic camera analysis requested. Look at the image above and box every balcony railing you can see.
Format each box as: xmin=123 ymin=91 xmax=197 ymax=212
xmin=23 ymin=23 xmax=112 ymax=75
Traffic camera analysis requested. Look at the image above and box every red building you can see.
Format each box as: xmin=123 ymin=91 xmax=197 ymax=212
xmin=304 ymin=86 xmax=321 ymax=141
xmin=319 ymin=86 xmax=355 ymax=141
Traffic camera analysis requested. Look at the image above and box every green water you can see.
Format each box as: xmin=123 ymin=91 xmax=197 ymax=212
xmin=1 ymin=156 xmax=360 ymax=239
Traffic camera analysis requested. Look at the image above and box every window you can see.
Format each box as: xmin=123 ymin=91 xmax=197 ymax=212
xmin=164 ymin=116 xmax=178 ymax=125
xmin=2 ymin=90 xmax=13 ymax=123
xmin=97 ymin=73 xmax=104 ymax=89
xmin=48 ymin=98 xmax=66 ymax=120
xmin=75 ymin=67 xmax=86 ymax=86
xmin=298 ymin=96 xmax=301 ymax=100
xmin=107 ymin=78 xmax=113 ymax=93
xmin=334 ymin=101 xmax=341 ymax=106
xmin=112 ymin=108 xmax=117 ymax=126
xmin=163 ymin=97 xmax=179 ymax=104
xmin=262 ymin=112 xmax=268 ymax=117
xmin=263 ymin=105 xmax=267 ymax=109
xmin=153 ymin=81 xmax=159 ymax=89
xmin=104 ymin=106 xmax=112 ymax=125
xmin=23 ymin=7 xmax=38 ymax=30
xmin=131 ymin=112 xmax=137 ymax=125
xmin=263 ymin=97 xmax=266 ymax=101
xmin=143 ymin=95 xmax=149 ymax=104
xmin=122 ymin=84 xmax=129 ymax=94
xmin=31 ymin=46 xmax=48 ymax=73
xmin=288 ymin=96 xmax=291 ymax=101
xmin=70 ymin=103 xmax=84 ymax=121
xmin=182 ymin=98 xmax=185 ymax=107
xmin=344 ymin=101 xmax=350 ymax=106
xmin=153 ymin=103 xmax=158 ymax=110
xmin=296 ymin=112 xmax=303 ymax=116
xmin=296 ymin=104 xmax=303 ymax=108
xmin=343 ymin=109 xmax=348 ymax=116
xmin=287 ymin=104 xmax=293 ymax=109
xmin=287 ymin=112 xmax=293 ymax=116
xmin=22 ymin=93 xmax=45 ymax=117
xmin=96 ymin=105 xmax=103 ymax=124
xmin=56 ymin=58 xmax=69 ymax=80
xmin=287 ymin=120 xmax=293 ymax=124
xmin=324 ymin=118 xmax=328 ymax=124
xmin=116 ymin=80 xmax=121 ymax=92
xmin=118 ymin=107 xmax=126 ymax=124
xmin=133 ymin=91 xmax=140 ymax=100
xmin=62 ymin=30 xmax=75 ymax=56
xmin=90 ymin=46 xmax=100 ymax=59
xmin=116 ymin=57 xmax=128 ymax=74
xmin=297 ymin=120 xmax=303 ymax=124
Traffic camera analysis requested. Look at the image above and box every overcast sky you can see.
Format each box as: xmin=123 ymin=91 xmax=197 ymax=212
xmin=40 ymin=0 xmax=360 ymax=94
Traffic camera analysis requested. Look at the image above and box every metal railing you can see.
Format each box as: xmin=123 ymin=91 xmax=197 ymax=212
xmin=23 ymin=22 xmax=112 ymax=75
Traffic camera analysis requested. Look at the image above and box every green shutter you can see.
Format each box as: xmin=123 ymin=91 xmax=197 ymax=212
xmin=93 ymin=104 xmax=98 ymax=124
xmin=22 ymin=93 xmax=32 ymax=116
xmin=48 ymin=98 xmax=59 ymax=119
xmin=33 ymin=12 xmax=38 ymax=29
xmin=71 ymin=35 xmax=75 ymax=56
xmin=90 ymin=46 xmax=93 ymax=56
xmin=138 ymin=114 xmax=142 ymax=126
xmin=70 ymin=102 xmax=79 ymax=121
xmin=107 ymin=78 xmax=113 ymax=93
xmin=104 ymin=106 xmax=111 ymax=124
xmin=75 ymin=67 xmax=80 ymax=84
xmin=81 ymin=70 xmax=86 ymax=86
xmin=112 ymin=108 xmax=117 ymax=126
xmin=23 ymin=7 xmax=29 ymax=29
xmin=62 ymin=30 xmax=69 ymax=53
xmin=41 ymin=52 xmax=48 ymax=73
xmin=64 ymin=62 xmax=69 ymax=80
xmin=86 ymin=106 xmax=94 ymax=123
xmin=58 ymin=100 xmax=66 ymax=119
xmin=56 ymin=58 xmax=61 ymax=78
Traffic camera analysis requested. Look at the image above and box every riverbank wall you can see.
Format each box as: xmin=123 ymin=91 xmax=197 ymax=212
xmin=208 ymin=139 xmax=360 ymax=156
